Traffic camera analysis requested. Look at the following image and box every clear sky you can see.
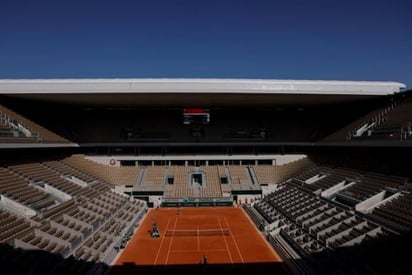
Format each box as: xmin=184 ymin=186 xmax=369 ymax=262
xmin=1 ymin=0 xmax=411 ymax=89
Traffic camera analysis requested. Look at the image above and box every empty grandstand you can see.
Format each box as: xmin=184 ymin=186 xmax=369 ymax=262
xmin=0 ymin=78 xmax=411 ymax=274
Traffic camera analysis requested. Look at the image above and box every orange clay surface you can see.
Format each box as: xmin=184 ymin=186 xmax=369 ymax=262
xmin=114 ymin=207 xmax=282 ymax=266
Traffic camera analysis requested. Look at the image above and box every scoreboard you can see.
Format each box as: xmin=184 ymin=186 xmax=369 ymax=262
xmin=183 ymin=108 xmax=210 ymax=125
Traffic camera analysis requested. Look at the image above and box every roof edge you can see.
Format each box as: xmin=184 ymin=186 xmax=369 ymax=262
xmin=0 ymin=78 xmax=406 ymax=96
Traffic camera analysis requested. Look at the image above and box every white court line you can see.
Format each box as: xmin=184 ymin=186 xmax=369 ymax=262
xmin=153 ymin=217 xmax=171 ymax=266
xmin=217 ymin=216 xmax=233 ymax=264
xmin=224 ymin=216 xmax=245 ymax=263
xmin=164 ymin=217 xmax=179 ymax=264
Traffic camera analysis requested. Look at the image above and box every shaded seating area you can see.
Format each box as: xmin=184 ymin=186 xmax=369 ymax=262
xmin=244 ymin=160 xmax=412 ymax=274
xmin=0 ymin=157 xmax=147 ymax=274
xmin=337 ymin=172 xmax=406 ymax=202
xmin=0 ymin=104 xmax=71 ymax=144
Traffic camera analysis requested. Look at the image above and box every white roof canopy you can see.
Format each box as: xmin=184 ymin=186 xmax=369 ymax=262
xmin=0 ymin=78 xmax=405 ymax=95
xmin=0 ymin=78 xmax=406 ymax=107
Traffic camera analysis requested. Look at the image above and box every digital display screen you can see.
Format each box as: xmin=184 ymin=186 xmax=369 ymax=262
xmin=183 ymin=108 xmax=210 ymax=125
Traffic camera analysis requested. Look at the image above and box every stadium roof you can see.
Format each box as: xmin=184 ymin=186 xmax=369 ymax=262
xmin=0 ymin=78 xmax=406 ymax=107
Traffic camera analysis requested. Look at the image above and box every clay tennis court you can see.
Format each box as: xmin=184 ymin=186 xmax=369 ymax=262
xmin=113 ymin=206 xmax=282 ymax=267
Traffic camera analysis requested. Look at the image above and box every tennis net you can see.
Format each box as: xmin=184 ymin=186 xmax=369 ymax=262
xmin=164 ymin=228 xmax=230 ymax=237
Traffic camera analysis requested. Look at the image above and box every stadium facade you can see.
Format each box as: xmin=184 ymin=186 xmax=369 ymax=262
xmin=0 ymin=78 xmax=411 ymax=274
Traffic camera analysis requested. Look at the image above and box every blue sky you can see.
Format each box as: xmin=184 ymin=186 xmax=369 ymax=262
xmin=0 ymin=0 xmax=411 ymax=89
